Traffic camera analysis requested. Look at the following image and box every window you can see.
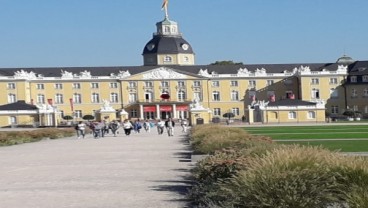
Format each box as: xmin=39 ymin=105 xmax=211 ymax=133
xmin=330 ymin=88 xmax=338 ymax=98
xmin=350 ymin=76 xmax=357 ymax=83
xmin=212 ymin=91 xmax=220 ymax=101
xmin=364 ymin=88 xmax=368 ymax=97
xmin=110 ymin=82 xmax=118 ymax=88
xmin=267 ymin=80 xmax=274 ymax=86
xmin=213 ymin=108 xmax=221 ymax=116
xmin=73 ymin=83 xmax=81 ymax=89
xmin=9 ymin=116 xmax=17 ymax=125
xmin=353 ymin=105 xmax=358 ymax=111
xmin=232 ymin=108 xmax=240 ymax=116
xmin=193 ymin=81 xmax=201 ymax=87
xmin=178 ymin=81 xmax=185 ymax=87
xmin=75 ymin=110 xmax=82 ymax=118
xmin=212 ymin=81 xmax=219 ymax=87
xmin=331 ymin=106 xmax=339 ymax=114
xmin=311 ymin=78 xmax=319 ymax=85
xmin=311 ymin=88 xmax=320 ymax=99
xmin=230 ymin=81 xmax=238 ymax=87
xmin=249 ymin=80 xmax=256 ymax=87
xmin=365 ymin=106 xmax=368 ymax=114
xmin=330 ymin=78 xmax=338 ymax=84
xmin=288 ymin=111 xmax=296 ymax=119
xmin=129 ymin=81 xmax=137 ymax=88
xmin=91 ymin=83 xmax=99 ymax=89
xmin=91 ymin=93 xmax=100 ymax=103
xmin=231 ymin=90 xmax=239 ymax=101
xmin=73 ymin=93 xmax=82 ymax=104
xmin=110 ymin=93 xmax=119 ymax=103
xmin=351 ymin=88 xmax=357 ymax=97
xmin=55 ymin=94 xmax=64 ymax=104
xmin=129 ymin=93 xmax=137 ymax=103
xmin=36 ymin=84 xmax=44 ymax=90
xmin=7 ymin=83 xmax=16 ymax=89
xmin=161 ymin=81 xmax=169 ymax=87
xmin=130 ymin=109 xmax=138 ymax=118
xmin=8 ymin=94 xmax=16 ymax=103
xmin=145 ymin=81 xmax=153 ymax=87
xmin=164 ymin=26 xmax=170 ymax=33
xmin=55 ymin=83 xmax=63 ymax=89
xmin=37 ymin=94 xmax=45 ymax=104
xmin=308 ymin=111 xmax=316 ymax=119
xmin=363 ymin=75 xmax=368 ymax=82
xmin=164 ymin=56 xmax=172 ymax=63
xmin=178 ymin=90 xmax=186 ymax=101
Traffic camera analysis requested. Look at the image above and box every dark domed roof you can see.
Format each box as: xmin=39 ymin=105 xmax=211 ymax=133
xmin=142 ymin=36 xmax=194 ymax=55
xmin=336 ymin=55 xmax=355 ymax=65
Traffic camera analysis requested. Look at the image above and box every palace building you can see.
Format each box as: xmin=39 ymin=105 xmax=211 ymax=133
xmin=0 ymin=4 xmax=367 ymax=127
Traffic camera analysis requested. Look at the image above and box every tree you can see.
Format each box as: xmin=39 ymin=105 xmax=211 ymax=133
xmin=83 ymin=115 xmax=95 ymax=121
xmin=63 ymin=115 xmax=73 ymax=121
xmin=342 ymin=110 xmax=355 ymax=118
xmin=210 ymin=60 xmax=244 ymax=65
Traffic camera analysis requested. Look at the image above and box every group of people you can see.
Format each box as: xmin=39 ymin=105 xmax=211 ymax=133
xmin=74 ymin=118 xmax=189 ymax=139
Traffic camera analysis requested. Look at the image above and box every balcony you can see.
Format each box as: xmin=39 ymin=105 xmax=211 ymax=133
xmin=128 ymin=99 xmax=193 ymax=105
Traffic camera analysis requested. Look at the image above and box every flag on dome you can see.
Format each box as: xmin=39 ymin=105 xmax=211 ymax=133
xmin=161 ymin=0 xmax=168 ymax=10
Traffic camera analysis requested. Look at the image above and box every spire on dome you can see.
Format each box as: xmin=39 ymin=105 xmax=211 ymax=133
xmin=161 ymin=0 xmax=169 ymax=19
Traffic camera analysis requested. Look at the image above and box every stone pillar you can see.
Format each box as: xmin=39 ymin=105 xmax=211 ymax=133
xmin=173 ymin=104 xmax=177 ymax=119
xmin=139 ymin=104 xmax=144 ymax=119
xmin=156 ymin=104 xmax=160 ymax=119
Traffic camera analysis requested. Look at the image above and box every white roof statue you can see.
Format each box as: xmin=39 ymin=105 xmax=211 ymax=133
xmin=100 ymin=99 xmax=115 ymax=111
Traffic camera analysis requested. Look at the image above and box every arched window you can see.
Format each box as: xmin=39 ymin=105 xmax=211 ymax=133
xmin=37 ymin=94 xmax=45 ymax=104
xmin=73 ymin=93 xmax=82 ymax=104
xmin=55 ymin=94 xmax=64 ymax=104
xmin=212 ymin=91 xmax=220 ymax=101
xmin=231 ymin=90 xmax=239 ymax=101
xmin=8 ymin=93 xmax=17 ymax=103
xmin=178 ymin=90 xmax=186 ymax=101
xmin=308 ymin=111 xmax=316 ymax=119
xmin=91 ymin=93 xmax=100 ymax=103
xmin=110 ymin=93 xmax=118 ymax=103
xmin=288 ymin=111 xmax=296 ymax=119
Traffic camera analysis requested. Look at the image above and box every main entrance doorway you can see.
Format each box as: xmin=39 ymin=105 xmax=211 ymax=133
xmin=161 ymin=111 xmax=172 ymax=119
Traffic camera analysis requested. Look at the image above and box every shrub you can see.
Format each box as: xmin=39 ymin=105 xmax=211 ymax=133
xmin=214 ymin=145 xmax=348 ymax=208
xmin=189 ymin=143 xmax=279 ymax=207
xmin=0 ymin=128 xmax=76 ymax=146
xmin=190 ymin=124 xmax=272 ymax=154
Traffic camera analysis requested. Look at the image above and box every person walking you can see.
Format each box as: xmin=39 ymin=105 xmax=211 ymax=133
xmin=143 ymin=120 xmax=151 ymax=132
xmin=75 ymin=121 xmax=86 ymax=139
xmin=180 ymin=119 xmax=188 ymax=133
xmin=156 ymin=119 xmax=165 ymax=135
xmin=109 ymin=120 xmax=120 ymax=137
xmin=123 ymin=119 xmax=133 ymax=136
xmin=133 ymin=120 xmax=142 ymax=133
xmin=165 ymin=118 xmax=175 ymax=136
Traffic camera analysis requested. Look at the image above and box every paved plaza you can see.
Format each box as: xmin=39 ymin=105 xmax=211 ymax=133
xmin=0 ymin=127 xmax=193 ymax=208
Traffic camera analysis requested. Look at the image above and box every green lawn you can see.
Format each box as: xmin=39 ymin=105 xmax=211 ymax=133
xmin=277 ymin=140 xmax=368 ymax=152
xmin=242 ymin=125 xmax=368 ymax=152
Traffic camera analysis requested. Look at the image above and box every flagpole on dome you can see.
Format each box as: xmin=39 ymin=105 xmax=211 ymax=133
xmin=161 ymin=0 xmax=169 ymax=19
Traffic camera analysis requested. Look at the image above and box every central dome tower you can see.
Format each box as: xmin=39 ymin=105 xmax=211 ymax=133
xmin=142 ymin=2 xmax=195 ymax=66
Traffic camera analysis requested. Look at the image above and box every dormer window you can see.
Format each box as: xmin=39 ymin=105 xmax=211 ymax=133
xmin=363 ymin=75 xmax=368 ymax=82
xmin=164 ymin=56 xmax=172 ymax=63
xmin=350 ymin=76 xmax=357 ymax=83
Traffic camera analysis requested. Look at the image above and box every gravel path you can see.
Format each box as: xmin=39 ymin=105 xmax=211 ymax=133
xmin=0 ymin=127 xmax=193 ymax=208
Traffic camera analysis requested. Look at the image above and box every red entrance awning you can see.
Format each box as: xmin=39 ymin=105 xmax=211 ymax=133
xmin=143 ymin=106 xmax=156 ymax=112
xmin=176 ymin=105 xmax=188 ymax=111
xmin=160 ymin=105 xmax=172 ymax=111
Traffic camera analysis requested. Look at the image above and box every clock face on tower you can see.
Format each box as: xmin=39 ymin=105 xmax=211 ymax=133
xmin=181 ymin=43 xmax=189 ymax=50
xmin=147 ymin=43 xmax=155 ymax=51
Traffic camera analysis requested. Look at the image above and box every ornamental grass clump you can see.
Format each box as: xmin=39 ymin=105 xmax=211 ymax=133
xmin=189 ymin=143 xmax=279 ymax=207
xmin=214 ymin=145 xmax=357 ymax=208
xmin=0 ymin=128 xmax=75 ymax=146
xmin=190 ymin=124 xmax=272 ymax=154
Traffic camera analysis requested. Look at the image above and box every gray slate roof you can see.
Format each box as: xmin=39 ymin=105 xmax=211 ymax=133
xmin=142 ymin=36 xmax=194 ymax=54
xmin=267 ymin=99 xmax=317 ymax=107
xmin=0 ymin=101 xmax=38 ymax=111
xmin=0 ymin=61 xmax=366 ymax=78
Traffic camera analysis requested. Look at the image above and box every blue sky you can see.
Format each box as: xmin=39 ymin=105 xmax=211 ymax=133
xmin=0 ymin=0 xmax=367 ymax=68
